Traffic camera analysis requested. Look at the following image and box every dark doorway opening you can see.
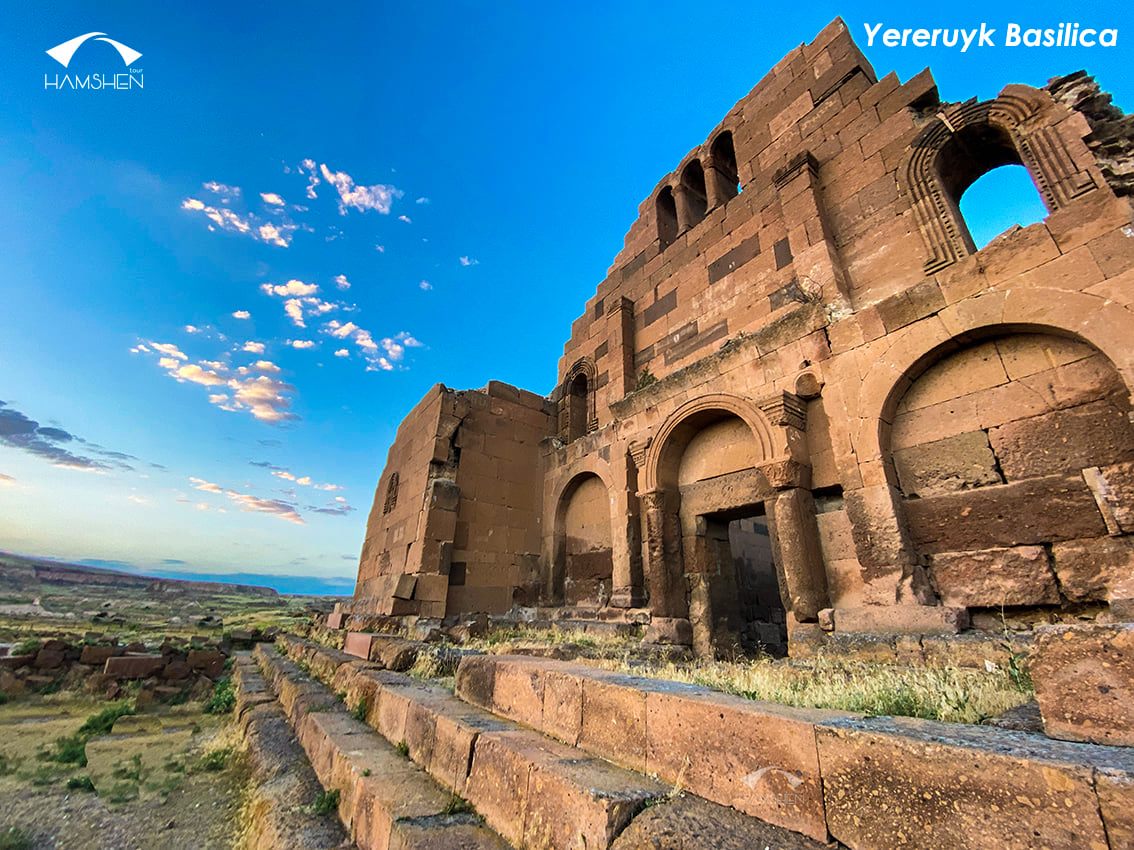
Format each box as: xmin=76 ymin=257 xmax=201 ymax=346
xmin=701 ymin=507 xmax=787 ymax=656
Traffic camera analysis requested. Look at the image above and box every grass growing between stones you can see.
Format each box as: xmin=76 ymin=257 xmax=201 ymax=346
xmin=591 ymin=655 xmax=1033 ymax=724
xmin=465 ymin=625 xmax=637 ymax=654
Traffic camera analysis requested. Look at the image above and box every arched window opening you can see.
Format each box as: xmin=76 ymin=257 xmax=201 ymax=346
xmin=680 ymin=160 xmax=708 ymax=227
xmin=709 ymin=131 xmax=741 ymax=201
xmin=959 ymin=164 xmax=1048 ymax=249
xmin=934 ymin=122 xmax=1047 ymax=251
xmin=567 ymin=373 xmax=589 ymax=441
xmin=382 ymin=472 xmax=399 ymax=514
xmin=656 ymin=187 xmax=678 ymax=250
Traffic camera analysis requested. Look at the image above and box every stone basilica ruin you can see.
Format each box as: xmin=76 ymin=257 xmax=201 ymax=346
xmin=346 ymin=19 xmax=1134 ymax=661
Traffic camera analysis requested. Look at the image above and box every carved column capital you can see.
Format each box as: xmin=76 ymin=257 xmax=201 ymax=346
xmin=757 ymin=391 xmax=808 ymax=431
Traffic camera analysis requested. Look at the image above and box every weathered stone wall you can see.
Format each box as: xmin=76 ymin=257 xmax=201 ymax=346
xmin=352 ymin=17 xmax=1134 ymax=654
xmin=354 ymin=381 xmax=553 ymax=618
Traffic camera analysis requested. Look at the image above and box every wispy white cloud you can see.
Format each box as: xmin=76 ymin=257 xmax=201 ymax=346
xmin=149 ymin=342 xmax=188 ymax=361
xmin=242 ymin=341 xmax=265 ymax=354
xmin=189 ymin=476 xmax=304 ymax=524
xmin=185 ymin=324 xmax=201 ymax=334
xmin=290 ymin=340 xmax=316 ymax=350
xmin=419 ymin=280 xmax=433 ymax=291
xmin=181 ymin=197 xmax=297 ymax=248
xmin=459 ymin=256 xmax=479 ymax=267
xmin=319 ymin=163 xmax=402 ymax=215
xmin=323 ymin=322 xmax=421 ymax=373
xmin=334 ymin=348 xmax=349 ymax=358
xmin=202 ymin=181 xmax=241 ymax=201
xmin=0 ymin=473 xmax=15 ymax=487
xmin=398 ymin=214 xmax=412 ymax=224
xmin=415 ymin=197 xmax=430 ymax=205
xmin=334 ymin=274 xmax=350 ymax=291
xmin=299 ymin=158 xmax=320 ymax=199
xmin=261 ymin=279 xmax=318 ymax=297
xmin=260 ymin=192 xmax=286 ymax=206
xmin=232 ymin=310 xmax=251 ymax=320
xmin=138 ymin=342 xmax=296 ymax=423
xmin=374 ymin=244 xmax=385 ymax=253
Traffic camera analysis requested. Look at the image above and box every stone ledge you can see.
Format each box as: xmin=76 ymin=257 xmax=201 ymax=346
xmin=275 ymin=636 xmax=666 ymax=850
xmin=452 ymin=651 xmax=1134 ymax=850
xmin=252 ymin=644 xmax=510 ymax=850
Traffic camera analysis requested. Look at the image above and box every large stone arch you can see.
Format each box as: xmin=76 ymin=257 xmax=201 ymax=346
xmin=552 ymin=471 xmax=615 ymax=606
xmin=642 ymin=393 xmax=786 ymax=492
xmin=857 ymin=288 xmax=1134 ymax=466
xmin=853 ymin=289 xmax=1134 ymax=617
xmin=638 ymin=392 xmax=828 ymax=655
xmin=900 ymin=85 xmax=1100 ymax=273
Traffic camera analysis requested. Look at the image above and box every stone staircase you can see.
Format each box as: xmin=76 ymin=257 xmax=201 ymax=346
xmin=252 ymin=634 xmax=836 ymax=849
xmin=239 ymin=634 xmax=1134 ymax=850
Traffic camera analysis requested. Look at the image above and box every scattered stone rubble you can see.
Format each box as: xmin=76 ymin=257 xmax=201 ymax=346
xmin=0 ymin=628 xmax=274 ymax=702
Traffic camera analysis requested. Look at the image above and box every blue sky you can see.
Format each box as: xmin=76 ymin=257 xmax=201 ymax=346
xmin=0 ymin=2 xmax=1129 ymax=593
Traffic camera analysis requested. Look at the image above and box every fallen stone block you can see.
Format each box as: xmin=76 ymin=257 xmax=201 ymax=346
xmin=816 ymin=715 xmax=1114 ymax=849
xmin=79 ymin=645 xmax=122 ymax=665
xmin=344 ymin=631 xmax=378 ymax=661
xmin=1030 ymin=623 xmax=1134 ymax=746
xmin=103 ymin=654 xmax=166 ymax=679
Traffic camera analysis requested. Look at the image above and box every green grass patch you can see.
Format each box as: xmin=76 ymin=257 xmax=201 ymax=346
xmin=0 ymin=827 xmax=32 ymax=850
xmin=351 ymin=697 xmax=369 ymax=723
xmin=66 ymin=775 xmax=96 ymax=792
xmin=78 ymin=701 xmax=134 ymax=737
xmin=204 ymin=677 xmax=235 ymax=714
xmin=442 ymin=794 xmax=474 ymax=816
xmin=197 ymin=746 xmax=233 ymax=772
xmin=313 ymin=788 xmax=340 ymax=815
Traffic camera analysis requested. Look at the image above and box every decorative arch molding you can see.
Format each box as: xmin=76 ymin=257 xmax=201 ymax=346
xmin=641 ymin=393 xmax=794 ymax=492
xmin=901 ymin=85 xmax=1099 ymax=273
xmin=558 ymin=357 xmax=598 ymax=440
xmin=549 ymin=455 xmax=616 ymax=519
xmin=856 ymin=287 xmax=1134 ymax=465
xmin=547 ymin=461 xmax=617 ymax=605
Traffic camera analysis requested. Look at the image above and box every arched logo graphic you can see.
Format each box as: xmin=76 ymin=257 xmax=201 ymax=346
xmin=46 ymin=32 xmax=142 ymax=68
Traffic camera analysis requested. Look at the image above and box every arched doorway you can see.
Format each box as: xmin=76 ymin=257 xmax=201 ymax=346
xmin=554 ymin=473 xmax=614 ymax=607
xmin=676 ymin=414 xmax=787 ymax=654
xmin=643 ymin=401 xmax=800 ymax=656
xmin=887 ymin=330 xmax=1134 ymax=619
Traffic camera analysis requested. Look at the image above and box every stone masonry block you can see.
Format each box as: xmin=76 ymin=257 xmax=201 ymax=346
xmin=892 ymin=430 xmax=1002 ymax=498
xmin=816 ymin=716 xmax=1110 ymax=850
xmin=1030 ymin=623 xmax=1134 ymax=746
xmin=103 ymin=654 xmax=165 ymax=679
xmin=1052 ymin=536 xmax=1134 ymax=602
xmin=645 ymin=686 xmax=836 ymax=842
xmin=579 ymin=674 xmax=648 ymax=773
xmin=988 ymin=400 xmax=1134 ymax=481
xmin=904 ymin=473 xmax=1107 ymax=553
xmin=929 ymin=546 xmax=1059 ymax=607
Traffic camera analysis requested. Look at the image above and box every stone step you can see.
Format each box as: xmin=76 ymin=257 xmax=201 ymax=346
xmin=275 ymin=634 xmax=839 ymax=850
xmin=450 ymin=652 xmax=1134 ymax=850
xmin=250 ymin=644 xmax=510 ymax=850
xmin=274 ymin=636 xmax=662 ymax=849
xmin=229 ymin=652 xmax=353 ymax=850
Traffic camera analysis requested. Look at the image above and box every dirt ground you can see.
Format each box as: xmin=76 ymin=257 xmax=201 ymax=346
xmin=0 ymin=696 xmax=248 ymax=850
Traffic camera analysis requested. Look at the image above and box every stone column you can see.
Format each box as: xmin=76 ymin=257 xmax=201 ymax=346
xmin=609 ymin=296 xmax=636 ymax=397
xmin=672 ymin=183 xmax=697 ymax=234
xmin=640 ymin=489 xmax=684 ymax=617
xmin=767 ymin=487 xmax=830 ymax=622
xmin=703 ymin=155 xmax=737 ymax=210
xmin=609 ymin=446 xmax=646 ymax=609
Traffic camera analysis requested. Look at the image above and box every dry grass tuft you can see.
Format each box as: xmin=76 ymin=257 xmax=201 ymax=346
xmin=589 ymin=655 xmax=1032 ymax=724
